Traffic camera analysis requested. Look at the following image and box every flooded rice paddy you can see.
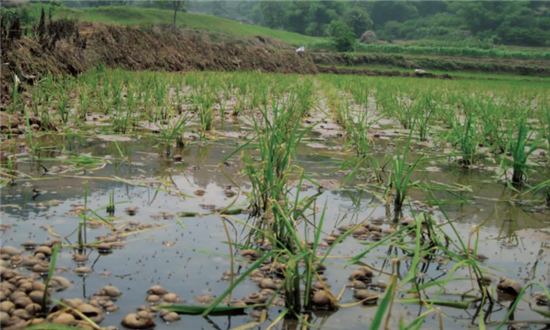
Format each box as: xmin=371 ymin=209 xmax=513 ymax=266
xmin=1 ymin=70 xmax=550 ymax=330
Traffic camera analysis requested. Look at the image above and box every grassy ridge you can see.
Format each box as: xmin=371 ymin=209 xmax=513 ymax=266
xmin=52 ymin=6 xmax=317 ymax=46
xmin=308 ymin=40 xmax=550 ymax=60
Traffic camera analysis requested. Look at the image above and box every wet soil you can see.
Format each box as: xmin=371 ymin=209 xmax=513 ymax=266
xmin=1 ymin=106 xmax=550 ymax=330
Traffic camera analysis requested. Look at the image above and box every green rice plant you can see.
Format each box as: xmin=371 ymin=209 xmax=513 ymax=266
xmin=192 ymin=86 xmax=215 ymax=132
xmin=106 ymin=190 xmax=115 ymax=215
xmin=414 ymin=93 xmax=438 ymax=142
xmin=446 ymin=109 xmax=480 ymax=165
xmin=386 ymin=130 xmax=423 ymax=219
xmin=56 ymin=86 xmax=70 ymax=125
xmin=153 ymin=76 xmax=169 ymax=120
xmin=153 ymin=111 xmax=192 ymax=157
xmin=219 ymin=198 xmax=354 ymax=317
xmin=77 ymin=88 xmax=90 ymax=120
xmin=24 ymin=105 xmax=40 ymax=159
xmin=225 ymin=95 xmax=311 ymax=217
xmin=343 ymin=99 xmax=377 ymax=157
xmin=41 ymin=243 xmax=59 ymax=314
xmin=112 ymin=96 xmax=133 ymax=134
xmin=477 ymin=98 xmax=508 ymax=153
xmin=504 ymin=115 xmax=542 ymax=184
xmin=30 ymin=86 xmax=44 ymax=117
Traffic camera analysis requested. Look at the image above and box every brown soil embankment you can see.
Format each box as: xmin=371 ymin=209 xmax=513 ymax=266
xmin=317 ymin=66 xmax=452 ymax=79
xmin=1 ymin=22 xmax=317 ymax=106
xmin=312 ymin=52 xmax=550 ymax=77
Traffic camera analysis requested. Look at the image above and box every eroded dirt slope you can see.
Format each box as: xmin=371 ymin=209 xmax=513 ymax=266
xmin=1 ymin=22 xmax=317 ymax=106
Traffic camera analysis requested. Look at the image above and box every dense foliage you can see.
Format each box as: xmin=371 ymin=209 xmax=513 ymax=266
xmin=4 ymin=1 xmax=550 ymax=47
xmin=185 ymin=1 xmax=550 ymax=47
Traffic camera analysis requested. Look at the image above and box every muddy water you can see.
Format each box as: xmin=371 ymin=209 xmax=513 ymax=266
xmin=1 ymin=120 xmax=550 ymax=330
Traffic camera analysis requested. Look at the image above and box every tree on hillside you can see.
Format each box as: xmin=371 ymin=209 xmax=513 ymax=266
xmin=327 ymin=20 xmax=356 ymax=52
xmin=345 ymin=7 xmax=373 ymax=37
xmin=260 ymin=1 xmax=285 ymax=29
xmin=170 ymin=0 xmax=185 ymax=26
xmin=371 ymin=1 xmax=419 ymax=27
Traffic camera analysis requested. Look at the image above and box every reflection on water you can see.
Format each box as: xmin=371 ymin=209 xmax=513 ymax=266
xmin=1 ymin=129 xmax=549 ymax=330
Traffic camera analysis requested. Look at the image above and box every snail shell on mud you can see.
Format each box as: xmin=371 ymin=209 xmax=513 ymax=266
xmin=74 ymin=267 xmax=93 ymax=275
xmin=482 ymin=274 xmax=493 ymax=284
xmin=497 ymin=277 xmax=522 ymax=296
xmin=323 ymin=236 xmax=338 ymax=244
xmin=0 ymin=311 xmax=10 ymax=327
xmin=105 ymin=304 xmax=120 ymax=313
xmin=195 ymin=295 xmax=215 ymax=304
xmin=74 ymin=320 xmax=96 ymax=330
xmin=349 ymin=267 xmax=373 ymax=281
xmin=352 ymin=227 xmax=367 ymax=236
xmin=161 ymin=311 xmax=180 ymax=322
xmin=259 ymin=278 xmax=277 ymax=290
xmin=136 ymin=310 xmax=156 ymax=320
xmin=230 ymin=300 xmax=247 ymax=308
xmin=34 ymin=246 xmax=52 ymax=257
xmin=0 ymin=246 xmax=20 ymax=256
xmin=1 ymin=301 xmax=15 ymax=313
xmin=96 ymin=244 xmax=112 ymax=253
xmin=25 ymin=303 xmax=42 ymax=314
xmin=162 ymin=293 xmax=181 ymax=303
xmin=121 ymin=313 xmax=156 ymax=329
xmin=10 ymin=256 xmax=23 ymax=266
xmin=146 ymin=295 xmax=160 ymax=303
xmin=101 ymin=285 xmax=122 ymax=298
xmin=311 ymin=290 xmax=332 ymax=308
xmin=32 ymin=261 xmax=50 ymax=274
xmin=21 ymin=256 xmax=40 ymax=268
xmin=249 ymin=269 xmax=265 ymax=280
xmin=125 ymin=207 xmax=138 ymax=215
xmin=14 ymin=297 xmax=33 ymax=309
xmin=12 ymin=308 xmax=31 ymax=320
xmin=243 ymin=292 xmax=266 ymax=305
xmin=51 ymin=313 xmax=76 ymax=326
xmin=147 ymin=285 xmax=168 ymax=296
xmin=241 ymin=249 xmax=262 ymax=260
xmin=400 ymin=217 xmax=415 ymax=226
xmin=50 ymin=276 xmax=72 ymax=291
xmin=260 ymin=289 xmax=275 ymax=296
xmin=73 ymin=254 xmax=88 ymax=263
xmin=21 ymin=242 xmax=38 ymax=250
xmin=28 ymin=291 xmax=45 ymax=304
xmin=353 ymin=289 xmax=378 ymax=304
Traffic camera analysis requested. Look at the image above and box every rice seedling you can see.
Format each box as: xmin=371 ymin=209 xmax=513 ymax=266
xmin=386 ymin=130 xmax=422 ymax=219
xmin=226 ymin=94 xmax=311 ymax=217
xmin=55 ymin=85 xmax=70 ymax=125
xmin=504 ymin=115 xmax=542 ymax=184
xmin=152 ymin=111 xmax=192 ymax=157
xmin=41 ymin=243 xmax=59 ymax=313
xmin=414 ymin=93 xmax=438 ymax=142
xmin=77 ymin=87 xmax=90 ymax=120
xmin=192 ymin=86 xmax=215 ymax=133
xmin=446 ymin=109 xmax=480 ymax=165
xmin=106 ymin=190 xmax=115 ymax=215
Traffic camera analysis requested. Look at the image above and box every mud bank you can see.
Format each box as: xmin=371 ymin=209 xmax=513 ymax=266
xmin=312 ymin=52 xmax=550 ymax=77
xmin=317 ymin=65 xmax=453 ymax=79
xmin=1 ymin=21 xmax=317 ymax=106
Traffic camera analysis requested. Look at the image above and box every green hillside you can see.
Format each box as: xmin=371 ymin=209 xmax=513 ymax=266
xmin=51 ymin=6 xmax=318 ymax=46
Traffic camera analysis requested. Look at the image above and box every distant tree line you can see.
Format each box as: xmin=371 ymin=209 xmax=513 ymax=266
xmin=187 ymin=1 xmax=550 ymax=47
xmin=6 ymin=1 xmax=550 ymax=48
